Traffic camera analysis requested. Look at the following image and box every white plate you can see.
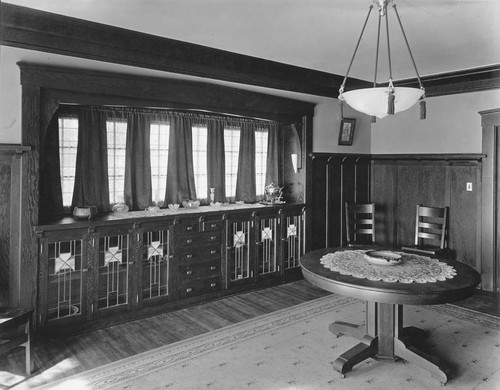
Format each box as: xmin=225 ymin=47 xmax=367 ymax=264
xmin=364 ymin=250 xmax=402 ymax=266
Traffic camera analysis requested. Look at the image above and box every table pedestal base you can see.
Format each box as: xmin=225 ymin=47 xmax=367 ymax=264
xmin=330 ymin=302 xmax=448 ymax=385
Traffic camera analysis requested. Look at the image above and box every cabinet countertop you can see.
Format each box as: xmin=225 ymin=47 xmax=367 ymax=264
xmin=36 ymin=202 xmax=306 ymax=233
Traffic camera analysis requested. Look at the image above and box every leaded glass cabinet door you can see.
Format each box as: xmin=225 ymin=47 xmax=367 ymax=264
xmin=224 ymin=213 xmax=254 ymax=287
xmin=140 ymin=222 xmax=172 ymax=306
xmin=255 ymin=211 xmax=280 ymax=281
xmin=92 ymin=227 xmax=133 ymax=317
xmin=38 ymin=229 xmax=88 ymax=327
xmin=281 ymin=207 xmax=305 ymax=273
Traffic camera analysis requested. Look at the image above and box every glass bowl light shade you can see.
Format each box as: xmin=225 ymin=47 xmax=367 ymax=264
xmin=342 ymin=87 xmax=424 ymax=119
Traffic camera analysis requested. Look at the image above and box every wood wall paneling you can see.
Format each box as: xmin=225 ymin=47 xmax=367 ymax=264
xmin=0 ymin=162 xmax=12 ymax=306
xmin=354 ymin=157 xmax=371 ymax=204
xmin=0 ymin=145 xmax=30 ymax=307
xmin=396 ymin=164 xmax=423 ymax=248
xmin=327 ymin=156 xmax=343 ymax=248
xmin=309 ymin=155 xmax=328 ymax=250
xmin=371 ymin=156 xmax=483 ymax=279
xmin=448 ymin=163 xmax=481 ymax=270
xmin=309 ymin=154 xmax=371 ymax=249
xmin=371 ymin=161 xmax=398 ymax=247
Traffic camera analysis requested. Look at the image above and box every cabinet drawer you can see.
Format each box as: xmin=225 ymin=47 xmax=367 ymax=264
xmin=178 ymin=258 xmax=221 ymax=279
xmin=202 ymin=220 xmax=224 ymax=231
xmin=177 ymin=244 xmax=221 ymax=262
xmin=176 ymin=220 xmax=200 ymax=234
xmin=176 ymin=231 xmax=221 ymax=247
xmin=179 ymin=276 xmax=222 ymax=297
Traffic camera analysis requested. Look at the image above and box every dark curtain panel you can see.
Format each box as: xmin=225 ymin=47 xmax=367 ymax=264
xmin=124 ymin=112 xmax=152 ymax=210
xmin=72 ymin=108 xmax=111 ymax=213
xmin=207 ymin=118 xmax=226 ymax=202
xmin=235 ymin=122 xmax=256 ymax=202
xmin=39 ymin=113 xmax=64 ymax=222
xmin=265 ymin=122 xmax=280 ymax=188
xmin=165 ymin=115 xmax=196 ymax=204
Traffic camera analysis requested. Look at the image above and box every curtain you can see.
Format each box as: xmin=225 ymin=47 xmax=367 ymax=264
xmin=45 ymin=105 xmax=282 ymax=218
xmin=39 ymin=113 xmax=64 ymax=221
xmin=165 ymin=115 xmax=196 ymax=204
xmin=235 ymin=121 xmax=256 ymax=202
xmin=72 ymin=107 xmax=111 ymax=213
xmin=124 ymin=112 xmax=152 ymax=209
xmin=207 ymin=118 xmax=226 ymax=202
xmin=265 ymin=122 xmax=280 ymax=188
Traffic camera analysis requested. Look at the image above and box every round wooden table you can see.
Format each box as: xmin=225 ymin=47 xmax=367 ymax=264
xmin=300 ymin=247 xmax=481 ymax=385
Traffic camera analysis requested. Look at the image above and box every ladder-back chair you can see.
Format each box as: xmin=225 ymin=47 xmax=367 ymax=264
xmin=402 ymin=204 xmax=449 ymax=256
xmin=345 ymin=202 xmax=376 ymax=246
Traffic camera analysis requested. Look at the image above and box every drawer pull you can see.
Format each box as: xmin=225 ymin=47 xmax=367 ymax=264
xmin=186 ymin=239 xmax=193 ymax=244
xmin=210 ymin=283 xmax=216 ymax=288
xmin=210 ymin=250 xmax=217 ymax=255
xmin=210 ymin=223 xmax=217 ymax=228
xmin=186 ymin=270 xmax=193 ymax=275
xmin=210 ymin=236 xmax=217 ymax=240
xmin=186 ymin=226 xmax=193 ymax=231
xmin=186 ymin=254 xmax=193 ymax=259
xmin=210 ymin=266 xmax=216 ymax=270
xmin=186 ymin=287 xmax=192 ymax=293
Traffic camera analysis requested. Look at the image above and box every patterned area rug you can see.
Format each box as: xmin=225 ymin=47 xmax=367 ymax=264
xmin=35 ymin=295 xmax=499 ymax=390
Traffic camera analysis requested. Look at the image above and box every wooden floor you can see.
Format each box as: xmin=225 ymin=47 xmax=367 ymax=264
xmin=0 ymin=280 xmax=498 ymax=389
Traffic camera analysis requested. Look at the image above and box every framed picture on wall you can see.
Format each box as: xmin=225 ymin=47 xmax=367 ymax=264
xmin=338 ymin=118 xmax=356 ymax=146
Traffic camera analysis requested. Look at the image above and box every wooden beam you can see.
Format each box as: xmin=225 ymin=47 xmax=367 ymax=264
xmin=387 ymin=66 xmax=500 ymax=97
xmin=0 ymin=3 xmax=369 ymax=98
xmin=17 ymin=62 xmax=316 ymax=122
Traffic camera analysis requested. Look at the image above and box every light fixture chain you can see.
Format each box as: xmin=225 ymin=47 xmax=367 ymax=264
xmin=385 ymin=8 xmax=393 ymax=83
xmin=374 ymin=14 xmax=382 ymax=87
xmin=392 ymin=3 xmax=423 ymax=89
xmin=339 ymin=4 xmax=374 ymax=95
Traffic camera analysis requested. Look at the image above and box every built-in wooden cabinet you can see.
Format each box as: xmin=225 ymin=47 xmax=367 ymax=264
xmin=139 ymin=220 xmax=174 ymax=307
xmin=174 ymin=217 xmax=224 ymax=299
xmin=36 ymin=204 xmax=305 ymax=332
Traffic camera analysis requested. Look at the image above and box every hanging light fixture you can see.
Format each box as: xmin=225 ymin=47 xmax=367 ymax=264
xmin=338 ymin=0 xmax=426 ymax=120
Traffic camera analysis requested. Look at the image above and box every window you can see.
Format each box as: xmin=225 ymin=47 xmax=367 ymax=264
xmin=150 ymin=122 xmax=170 ymax=205
xmin=255 ymin=128 xmax=269 ymax=196
xmin=192 ymin=125 xmax=208 ymax=200
xmin=224 ymin=127 xmax=241 ymax=199
xmin=58 ymin=116 xmax=78 ymax=207
xmin=55 ymin=107 xmax=280 ymax=213
xmin=106 ymin=119 xmax=127 ymax=205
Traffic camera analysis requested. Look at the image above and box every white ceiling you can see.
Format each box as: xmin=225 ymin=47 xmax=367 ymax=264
xmin=4 ymin=0 xmax=500 ymax=87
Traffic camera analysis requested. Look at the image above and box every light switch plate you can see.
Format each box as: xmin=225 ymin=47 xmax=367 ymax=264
xmin=466 ymin=182 xmax=473 ymax=191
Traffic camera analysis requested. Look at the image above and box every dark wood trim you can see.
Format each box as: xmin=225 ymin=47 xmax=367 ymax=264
xmin=0 ymin=145 xmax=30 ymax=307
xmin=480 ymin=109 xmax=499 ymax=293
xmin=385 ymin=66 xmax=500 ymax=97
xmin=371 ymin=154 xmax=486 ymax=161
xmin=0 ymin=144 xmax=31 ymax=155
xmin=0 ymin=2 xmax=368 ymax=98
xmin=18 ymin=62 xmax=315 ymax=123
xmin=20 ymin=85 xmax=41 ymax=312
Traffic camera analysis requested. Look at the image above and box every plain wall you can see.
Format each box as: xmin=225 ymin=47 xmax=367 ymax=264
xmin=312 ymin=99 xmax=372 ymax=154
xmin=371 ymin=90 xmax=500 ymax=154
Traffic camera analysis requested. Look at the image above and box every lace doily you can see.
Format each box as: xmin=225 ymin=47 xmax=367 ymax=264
xmin=320 ymin=250 xmax=456 ymax=284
